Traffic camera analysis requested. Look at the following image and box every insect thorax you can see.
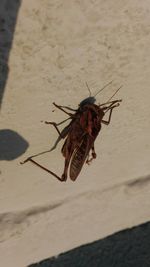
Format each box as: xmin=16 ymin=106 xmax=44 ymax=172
xmin=79 ymin=97 xmax=96 ymax=107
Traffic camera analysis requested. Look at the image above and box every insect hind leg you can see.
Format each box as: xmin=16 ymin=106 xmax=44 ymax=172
xmin=20 ymin=147 xmax=55 ymax=164
xmin=21 ymin=158 xmax=64 ymax=182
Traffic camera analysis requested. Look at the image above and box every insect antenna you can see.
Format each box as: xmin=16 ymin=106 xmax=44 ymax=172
xmin=85 ymin=82 xmax=92 ymax=97
xmin=104 ymin=85 xmax=123 ymax=114
xmin=106 ymin=85 xmax=122 ymax=102
xmin=94 ymin=80 xmax=113 ymax=97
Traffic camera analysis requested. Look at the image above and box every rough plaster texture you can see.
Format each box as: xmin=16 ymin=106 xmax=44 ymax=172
xmin=0 ymin=0 xmax=150 ymax=266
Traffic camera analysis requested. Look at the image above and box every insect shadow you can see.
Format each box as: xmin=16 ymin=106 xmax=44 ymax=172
xmin=21 ymin=81 xmax=122 ymax=182
xmin=0 ymin=129 xmax=29 ymax=161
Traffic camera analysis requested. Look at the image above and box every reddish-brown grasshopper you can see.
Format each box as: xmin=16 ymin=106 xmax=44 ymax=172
xmin=21 ymin=81 xmax=122 ymax=182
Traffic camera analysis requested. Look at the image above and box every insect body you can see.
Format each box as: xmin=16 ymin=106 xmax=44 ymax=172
xmin=59 ymin=103 xmax=103 ymax=181
xmin=21 ymin=83 xmax=122 ymax=182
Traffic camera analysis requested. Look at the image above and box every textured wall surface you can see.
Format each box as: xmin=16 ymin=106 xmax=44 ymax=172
xmin=0 ymin=0 xmax=150 ymax=266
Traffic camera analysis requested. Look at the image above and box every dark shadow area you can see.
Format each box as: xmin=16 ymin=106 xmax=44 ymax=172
xmin=0 ymin=0 xmax=21 ymax=109
xmin=0 ymin=129 xmax=29 ymax=160
xmin=28 ymin=221 xmax=150 ymax=267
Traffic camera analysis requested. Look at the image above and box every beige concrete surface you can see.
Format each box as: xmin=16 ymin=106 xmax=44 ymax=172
xmin=0 ymin=0 xmax=150 ymax=266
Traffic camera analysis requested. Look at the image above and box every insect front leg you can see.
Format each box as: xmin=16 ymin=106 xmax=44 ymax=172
xmin=53 ymin=103 xmax=77 ymax=112
xmin=102 ymin=102 xmax=120 ymax=125
xmin=99 ymin=99 xmax=122 ymax=107
xmin=53 ymin=102 xmax=75 ymax=116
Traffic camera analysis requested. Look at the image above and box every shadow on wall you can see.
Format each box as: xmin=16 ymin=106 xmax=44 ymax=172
xmin=28 ymin=221 xmax=150 ymax=267
xmin=0 ymin=129 xmax=29 ymax=160
xmin=0 ymin=0 xmax=21 ymax=109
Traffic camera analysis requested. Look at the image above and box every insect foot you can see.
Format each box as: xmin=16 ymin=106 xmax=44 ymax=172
xmin=61 ymin=173 xmax=67 ymax=182
xmin=20 ymin=157 xmax=31 ymax=164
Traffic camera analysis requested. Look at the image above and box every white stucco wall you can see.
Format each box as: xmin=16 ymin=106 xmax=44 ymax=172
xmin=0 ymin=1 xmax=150 ymax=266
